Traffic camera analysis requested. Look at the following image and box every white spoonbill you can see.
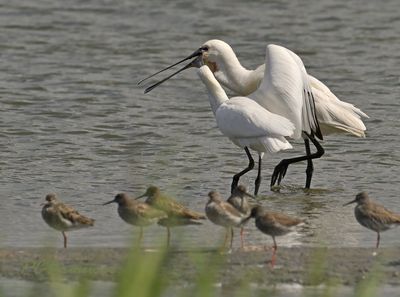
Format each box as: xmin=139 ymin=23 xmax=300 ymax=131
xmin=195 ymin=62 xmax=295 ymax=194
xmin=140 ymin=40 xmax=368 ymax=189
xmin=147 ymin=57 xmax=295 ymax=195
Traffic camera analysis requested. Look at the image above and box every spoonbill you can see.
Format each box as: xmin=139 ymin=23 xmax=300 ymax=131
xmin=42 ymin=193 xmax=95 ymax=248
xmin=151 ymin=56 xmax=295 ymax=194
xmin=140 ymin=40 xmax=368 ymax=189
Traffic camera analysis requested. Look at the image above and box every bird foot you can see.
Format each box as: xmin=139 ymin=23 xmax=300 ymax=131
xmin=270 ymin=160 xmax=289 ymax=188
xmin=270 ymin=185 xmax=281 ymax=192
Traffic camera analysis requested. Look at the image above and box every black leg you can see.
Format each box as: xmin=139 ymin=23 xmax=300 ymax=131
xmin=270 ymin=133 xmax=324 ymax=189
xmin=231 ymin=147 xmax=254 ymax=193
xmin=254 ymin=154 xmax=262 ymax=195
xmin=304 ymin=139 xmax=313 ymax=189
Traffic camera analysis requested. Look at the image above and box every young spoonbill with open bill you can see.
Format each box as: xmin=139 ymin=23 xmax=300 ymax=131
xmin=140 ymin=40 xmax=368 ymax=189
xmin=145 ymin=56 xmax=296 ymax=195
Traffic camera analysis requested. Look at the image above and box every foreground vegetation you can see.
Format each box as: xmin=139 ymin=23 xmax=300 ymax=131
xmin=1 ymin=238 xmax=400 ymax=297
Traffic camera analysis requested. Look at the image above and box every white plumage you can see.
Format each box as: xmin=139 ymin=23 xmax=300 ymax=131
xmin=203 ymin=39 xmax=368 ymax=138
xmin=139 ymin=39 xmax=368 ymax=189
xmin=248 ymin=44 xmax=320 ymax=140
xmin=196 ymin=65 xmax=295 ymax=193
xmin=197 ymin=65 xmax=294 ymax=155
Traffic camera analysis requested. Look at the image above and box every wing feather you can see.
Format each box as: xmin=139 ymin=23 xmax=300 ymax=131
xmin=249 ymin=44 xmax=322 ymax=139
xmin=216 ymin=97 xmax=295 ymax=139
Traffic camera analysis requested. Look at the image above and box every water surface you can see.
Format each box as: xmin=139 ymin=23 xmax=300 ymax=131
xmin=0 ymin=0 xmax=400 ymax=250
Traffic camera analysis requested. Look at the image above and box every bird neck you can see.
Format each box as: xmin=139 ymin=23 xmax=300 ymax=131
xmin=214 ymin=54 xmax=263 ymax=96
xmin=197 ymin=66 xmax=229 ymax=115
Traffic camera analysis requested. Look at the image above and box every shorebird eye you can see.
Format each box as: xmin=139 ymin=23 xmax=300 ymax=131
xmin=202 ymin=46 xmax=209 ymax=52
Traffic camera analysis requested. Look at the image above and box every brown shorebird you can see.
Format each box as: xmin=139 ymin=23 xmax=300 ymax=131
xmin=250 ymin=205 xmax=303 ymax=267
xmin=41 ymin=193 xmax=95 ymax=248
xmin=227 ymin=185 xmax=255 ymax=248
xmin=344 ymin=191 xmax=400 ymax=249
xmin=103 ymin=193 xmax=167 ymax=243
xmin=136 ymin=186 xmax=206 ymax=245
xmin=206 ymin=190 xmax=251 ymax=250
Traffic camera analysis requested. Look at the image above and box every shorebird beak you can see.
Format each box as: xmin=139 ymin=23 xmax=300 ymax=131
xmin=138 ymin=47 xmax=205 ymax=86
xmin=343 ymin=199 xmax=357 ymax=206
xmin=103 ymin=200 xmax=115 ymax=205
xmin=243 ymin=192 xmax=256 ymax=200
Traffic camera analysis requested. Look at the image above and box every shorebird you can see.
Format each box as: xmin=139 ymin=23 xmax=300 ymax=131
xmin=41 ymin=193 xmax=95 ymax=248
xmin=227 ymin=185 xmax=255 ymax=248
xmin=136 ymin=186 xmax=205 ymax=245
xmin=140 ymin=40 xmax=368 ymax=189
xmin=343 ymin=191 xmax=400 ymax=249
xmin=103 ymin=193 xmax=167 ymax=243
xmin=206 ymin=190 xmax=251 ymax=250
xmin=250 ymin=205 xmax=303 ymax=267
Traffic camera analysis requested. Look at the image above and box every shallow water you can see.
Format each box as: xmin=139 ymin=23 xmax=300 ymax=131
xmin=1 ymin=0 xmax=400 ymax=251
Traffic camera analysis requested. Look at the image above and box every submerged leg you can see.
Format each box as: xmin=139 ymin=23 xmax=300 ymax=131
xmin=231 ymin=147 xmax=255 ymax=193
xmin=254 ymin=155 xmax=262 ymax=196
xmin=62 ymin=231 xmax=67 ymax=249
xmin=270 ymin=133 xmax=324 ymax=189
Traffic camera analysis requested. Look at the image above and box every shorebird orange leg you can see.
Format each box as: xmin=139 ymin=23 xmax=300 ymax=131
xmin=270 ymin=237 xmax=278 ymax=268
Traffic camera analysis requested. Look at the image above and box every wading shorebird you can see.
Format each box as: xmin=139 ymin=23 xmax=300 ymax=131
xmin=344 ymin=191 xmax=400 ymax=249
xmin=141 ymin=57 xmax=296 ymax=195
xmin=136 ymin=186 xmax=205 ymax=245
xmin=103 ymin=193 xmax=167 ymax=244
xmin=140 ymin=40 xmax=368 ymax=190
xmin=250 ymin=205 xmax=303 ymax=268
xmin=41 ymin=193 xmax=95 ymax=248
xmin=206 ymin=190 xmax=251 ymax=251
xmin=227 ymin=185 xmax=255 ymax=248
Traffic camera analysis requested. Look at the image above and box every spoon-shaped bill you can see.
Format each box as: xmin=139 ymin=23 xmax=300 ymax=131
xmin=138 ymin=47 xmax=205 ymax=85
xmin=144 ymin=56 xmax=203 ymax=94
